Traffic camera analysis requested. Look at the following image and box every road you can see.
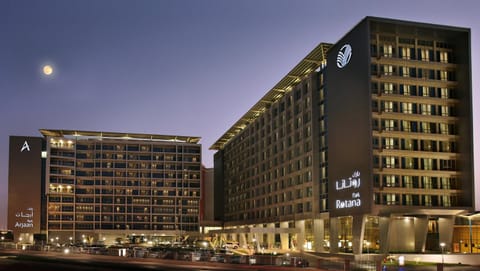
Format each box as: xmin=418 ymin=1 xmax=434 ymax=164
xmin=0 ymin=249 xmax=316 ymax=271
xmin=1 ymin=249 xmax=480 ymax=271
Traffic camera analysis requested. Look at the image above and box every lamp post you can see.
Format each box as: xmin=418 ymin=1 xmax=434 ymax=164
xmin=468 ymin=217 xmax=473 ymax=253
xmin=440 ymin=242 xmax=445 ymax=265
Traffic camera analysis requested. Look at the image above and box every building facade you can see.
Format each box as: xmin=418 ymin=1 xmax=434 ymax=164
xmin=9 ymin=129 xmax=202 ymax=246
xmin=211 ymin=17 xmax=475 ymax=254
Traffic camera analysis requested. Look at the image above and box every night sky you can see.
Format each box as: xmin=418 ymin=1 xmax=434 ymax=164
xmin=1 ymin=0 xmax=479 ymax=229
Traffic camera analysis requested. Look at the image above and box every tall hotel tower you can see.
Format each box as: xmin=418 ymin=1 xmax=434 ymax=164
xmin=211 ymin=17 xmax=474 ymax=254
xmin=9 ymin=130 xmax=202 ymax=245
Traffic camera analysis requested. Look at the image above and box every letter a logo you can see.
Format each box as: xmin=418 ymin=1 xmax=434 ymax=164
xmin=21 ymin=141 xmax=31 ymax=152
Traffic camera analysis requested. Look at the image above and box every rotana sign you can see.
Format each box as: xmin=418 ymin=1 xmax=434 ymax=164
xmin=336 ymin=44 xmax=352 ymax=68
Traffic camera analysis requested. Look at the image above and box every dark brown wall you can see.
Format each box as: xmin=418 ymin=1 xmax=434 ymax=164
xmin=325 ymin=19 xmax=373 ymax=217
xmin=7 ymin=136 xmax=44 ymax=238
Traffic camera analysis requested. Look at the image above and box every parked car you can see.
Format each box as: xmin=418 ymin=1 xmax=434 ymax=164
xmin=210 ymin=254 xmax=226 ymax=263
xmin=222 ymin=241 xmax=239 ymax=249
xmin=281 ymin=257 xmax=309 ymax=267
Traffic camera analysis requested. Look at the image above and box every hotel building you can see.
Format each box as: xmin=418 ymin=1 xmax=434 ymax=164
xmin=8 ymin=130 xmax=202 ymax=245
xmin=211 ymin=17 xmax=475 ymax=254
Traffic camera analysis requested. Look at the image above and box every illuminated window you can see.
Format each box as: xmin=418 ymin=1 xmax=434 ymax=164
xmin=385 ymin=175 xmax=396 ymax=187
xmin=386 ymin=194 xmax=397 ymax=205
xmin=439 ymin=51 xmax=448 ymax=63
xmin=403 ymin=176 xmax=413 ymax=188
xmin=383 ymin=44 xmax=393 ymax=57
xmin=440 ymin=88 xmax=449 ymax=99
xmin=423 ymin=159 xmax=433 ymax=170
xmin=403 ymin=139 xmax=413 ymax=150
xmin=402 ymin=120 xmax=411 ymax=132
xmin=404 ymin=195 xmax=413 ymax=205
xmin=384 ymin=120 xmax=395 ymax=131
xmin=440 ymin=141 xmax=451 ymax=152
xmin=440 ymin=70 xmax=448 ymax=81
xmin=441 ymin=177 xmax=451 ymax=189
xmin=384 ymin=138 xmax=395 ymax=149
xmin=421 ymin=122 xmax=430 ymax=133
xmin=423 ymin=195 xmax=432 ymax=206
xmin=382 ymin=65 xmax=394 ymax=76
xmin=383 ymin=83 xmax=394 ymax=94
xmin=441 ymin=106 xmax=449 ymax=116
xmin=420 ymin=49 xmax=430 ymax=61
xmin=421 ymin=104 xmax=431 ymax=115
xmin=440 ymin=123 xmax=449 ymax=135
xmin=401 ymin=47 xmax=411 ymax=59
xmin=401 ymin=84 xmax=411 ymax=96
xmin=422 ymin=141 xmax=432 ymax=151
xmin=384 ymin=101 xmax=394 ymax=112
xmin=402 ymin=103 xmax=413 ymax=114
xmin=442 ymin=196 xmax=451 ymax=207
xmin=404 ymin=157 xmax=414 ymax=169
xmin=420 ymin=86 xmax=429 ymax=97
xmin=384 ymin=156 xmax=396 ymax=168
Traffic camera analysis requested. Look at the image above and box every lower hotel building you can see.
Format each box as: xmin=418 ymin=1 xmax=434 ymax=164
xmin=8 ymin=129 xmax=202 ymax=245
xmin=211 ymin=17 xmax=477 ymax=255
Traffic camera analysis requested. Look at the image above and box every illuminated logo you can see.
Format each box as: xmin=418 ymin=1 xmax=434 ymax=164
xmin=336 ymin=44 xmax=352 ymax=68
xmin=20 ymin=141 xmax=31 ymax=152
xmin=335 ymin=171 xmax=362 ymax=209
xmin=14 ymin=207 xmax=34 ymax=229
xmin=335 ymin=170 xmax=360 ymax=190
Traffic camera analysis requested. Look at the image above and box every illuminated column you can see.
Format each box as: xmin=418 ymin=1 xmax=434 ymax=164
xmin=295 ymin=220 xmax=305 ymax=251
xmin=240 ymin=232 xmax=247 ymax=248
xmin=352 ymin=215 xmax=365 ymax=255
xmin=379 ymin=216 xmax=390 ymax=254
xmin=267 ymin=223 xmax=275 ymax=249
xmin=329 ymin=217 xmax=339 ymax=253
xmin=438 ymin=216 xmax=454 ymax=252
xmin=414 ymin=216 xmax=428 ymax=253
xmin=280 ymin=221 xmax=289 ymax=250
xmin=255 ymin=224 xmax=263 ymax=251
xmin=314 ymin=218 xmax=325 ymax=252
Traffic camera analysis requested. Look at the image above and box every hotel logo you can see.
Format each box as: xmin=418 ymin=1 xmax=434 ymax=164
xmin=336 ymin=44 xmax=352 ymax=68
xmin=20 ymin=141 xmax=31 ymax=152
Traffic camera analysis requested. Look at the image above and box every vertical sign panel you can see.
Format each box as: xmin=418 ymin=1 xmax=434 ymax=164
xmin=8 ymin=136 xmax=43 ymax=241
xmin=325 ymin=19 xmax=373 ymax=217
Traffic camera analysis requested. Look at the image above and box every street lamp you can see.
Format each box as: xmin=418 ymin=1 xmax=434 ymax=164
xmin=440 ymin=242 xmax=446 ymax=265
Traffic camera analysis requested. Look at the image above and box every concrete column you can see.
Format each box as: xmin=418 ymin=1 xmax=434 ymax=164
xmin=295 ymin=220 xmax=305 ymax=251
xmin=352 ymin=215 xmax=365 ymax=255
xmin=414 ymin=216 xmax=429 ymax=253
xmin=388 ymin=216 xmax=415 ymax=252
xmin=280 ymin=221 xmax=289 ymax=250
xmin=329 ymin=217 xmax=339 ymax=253
xmin=240 ymin=232 xmax=248 ymax=248
xmin=267 ymin=223 xmax=275 ymax=249
xmin=379 ymin=216 xmax=390 ymax=254
xmin=255 ymin=224 xmax=263 ymax=251
xmin=438 ymin=216 xmax=454 ymax=251
xmin=221 ymin=233 xmax=228 ymax=246
xmin=314 ymin=218 xmax=325 ymax=252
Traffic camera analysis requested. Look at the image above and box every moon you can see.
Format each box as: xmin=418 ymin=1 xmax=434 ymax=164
xmin=43 ymin=65 xmax=53 ymax=76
